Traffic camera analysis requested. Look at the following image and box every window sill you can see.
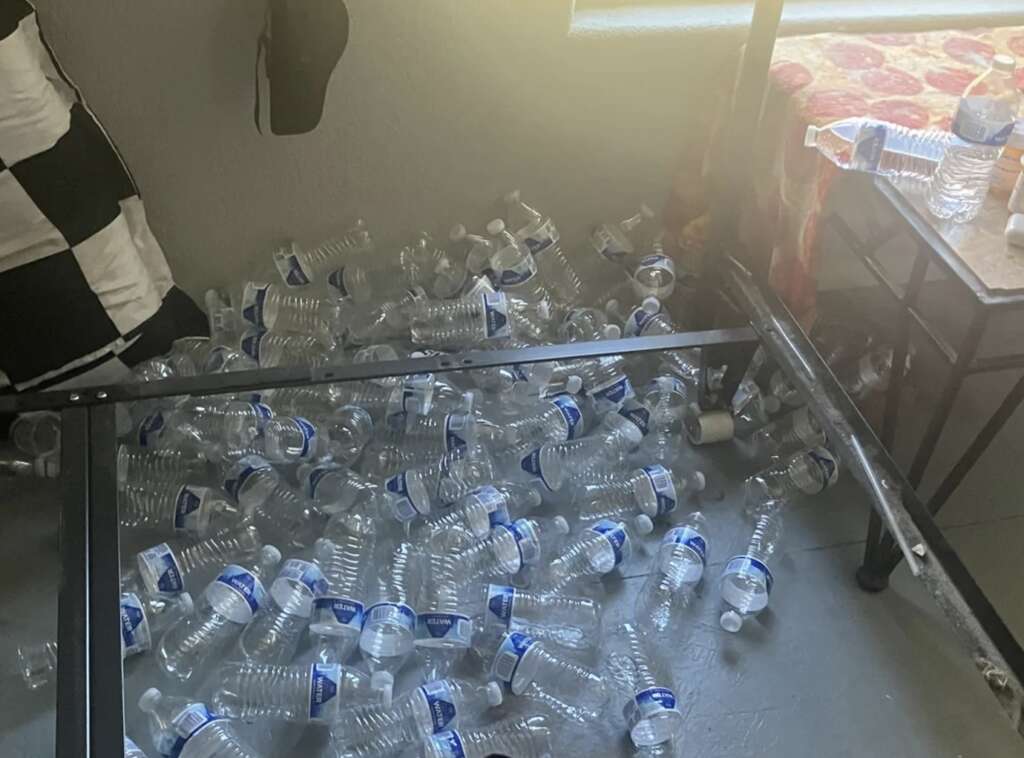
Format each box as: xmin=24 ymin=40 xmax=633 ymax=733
xmin=569 ymin=0 xmax=1024 ymax=39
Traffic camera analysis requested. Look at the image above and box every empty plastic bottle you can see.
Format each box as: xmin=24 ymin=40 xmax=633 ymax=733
xmin=631 ymin=238 xmax=676 ymax=301
xmin=134 ymin=523 xmax=264 ymax=597
xmin=312 ymin=511 xmax=378 ymax=664
xmin=360 ymin=542 xmax=422 ymax=698
xmin=542 ymin=519 xmax=635 ymax=594
xmin=504 ymin=190 xmax=584 ymax=305
xmin=719 ymin=507 xmax=783 ymax=633
xmin=836 ymin=345 xmax=899 ymax=399
xmin=117 ymin=444 xmax=207 ymax=490
xmin=300 ymin=463 xmax=378 ymax=515
xmin=417 ymin=449 xmax=497 ymax=508
xmin=263 ymin=406 xmax=374 ymax=465
xmin=273 ymin=219 xmax=373 ymax=287
xmin=415 ymin=551 xmax=474 ymax=682
xmin=240 ymin=281 xmax=341 ymax=339
xmin=378 ymin=469 xmax=433 ymax=524
xmin=608 ymin=622 xmax=683 ymax=747
xmin=485 ymin=630 xmax=608 ymax=723
xmin=590 ymin=205 xmax=656 ymax=263
xmin=635 ymin=512 xmax=708 ymax=633
xmin=575 ymin=465 xmax=704 ymax=531
xmin=476 ymin=583 xmax=601 ymax=653
xmin=238 ymin=558 xmax=328 ymax=664
xmin=406 ymin=716 xmax=551 ymax=758
xmin=138 ymin=689 xmax=263 ymax=758
xmin=16 ymin=591 xmax=194 ymax=690
xmin=449 ymin=518 xmax=544 ymax=586
xmin=240 ymin=331 xmax=333 ymax=368
xmin=504 ymin=394 xmax=587 ymax=448
xmin=558 ymin=307 xmax=621 ymax=342
xmin=805 ymin=117 xmax=951 ymax=181
xmin=331 ymin=679 xmax=504 ymax=756
xmin=212 ymin=661 xmax=381 ymax=723
xmin=640 ymin=376 xmax=692 ymax=464
xmin=928 ymin=54 xmax=1021 ymax=222
xmin=401 ymin=232 xmax=468 ymax=299
xmin=138 ymin=399 xmax=272 ymax=455
xmin=409 ymin=291 xmax=524 ymax=347
xmin=223 ymin=456 xmax=319 ymax=546
xmin=486 ymin=219 xmax=552 ymax=306
xmin=573 ymin=355 xmax=635 ymax=414
xmin=124 ymin=736 xmax=150 ymax=758
xmin=765 ymin=368 xmax=803 ymax=408
xmin=157 ymin=545 xmax=281 ymax=681
xmin=119 ymin=482 xmax=235 ymax=536
xmin=741 ymin=405 xmax=826 ymax=461
xmin=412 ymin=483 xmax=543 ymax=545
xmin=745 ymin=446 xmax=839 ymax=508
xmin=449 ymin=224 xmax=496 ymax=279
xmin=9 ymin=412 xmax=60 ymax=457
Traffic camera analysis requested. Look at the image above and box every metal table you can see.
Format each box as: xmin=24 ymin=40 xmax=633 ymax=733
xmin=822 ymin=174 xmax=1024 ymax=589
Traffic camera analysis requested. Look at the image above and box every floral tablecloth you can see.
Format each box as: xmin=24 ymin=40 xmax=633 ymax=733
xmin=687 ymin=27 xmax=1024 ymax=322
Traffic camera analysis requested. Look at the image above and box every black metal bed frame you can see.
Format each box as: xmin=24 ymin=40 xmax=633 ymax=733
xmin=4 ymin=1 xmax=1024 ymax=753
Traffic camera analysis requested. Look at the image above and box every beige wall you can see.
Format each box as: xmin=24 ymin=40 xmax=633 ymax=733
xmin=32 ymin=0 xmax=738 ymax=300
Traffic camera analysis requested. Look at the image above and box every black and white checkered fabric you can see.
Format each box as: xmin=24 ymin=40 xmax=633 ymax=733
xmin=0 ymin=0 xmax=206 ymax=393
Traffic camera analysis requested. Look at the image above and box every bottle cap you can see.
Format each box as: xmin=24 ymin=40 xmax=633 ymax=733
xmin=177 ymin=592 xmax=195 ymax=617
xmin=503 ymin=190 xmax=522 ymax=204
xmin=641 ymin=296 xmax=661 ymax=314
xmin=634 ymin=514 xmax=655 ymax=535
xmin=602 ymin=324 xmax=621 ymax=340
xmin=690 ymin=471 xmax=707 ymax=492
xmin=552 ymin=515 xmax=570 ymax=535
xmin=565 ymin=376 xmax=583 ymax=395
xmin=486 ymin=219 xmax=506 ymax=236
xmin=485 ymin=681 xmax=504 ymax=706
xmin=138 ymin=687 xmax=162 ymax=712
xmin=720 ymin=610 xmax=744 ymax=633
xmin=262 ymin=545 xmax=283 ymax=566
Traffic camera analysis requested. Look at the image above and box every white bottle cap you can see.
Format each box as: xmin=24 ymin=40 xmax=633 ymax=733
xmin=688 ymin=411 xmax=734 ymax=445
xmin=565 ymin=375 xmax=583 ymax=394
xmin=486 ymin=219 xmax=506 ymax=236
xmin=552 ymin=515 xmax=570 ymax=535
xmin=641 ymin=296 xmax=661 ymax=314
xmin=691 ymin=471 xmax=707 ymax=492
xmin=602 ymin=324 xmax=621 ymax=340
xmin=449 ymin=223 xmax=467 ymax=242
xmin=177 ymin=592 xmax=195 ymax=617
xmin=634 ymin=514 xmax=655 ymax=535
xmin=138 ymin=687 xmax=162 ymax=712
xmin=720 ymin=610 xmax=744 ymax=633
xmin=262 ymin=545 xmax=283 ymax=566
xmin=485 ymin=681 xmax=504 ymax=706
xmin=503 ymin=190 xmax=522 ymax=204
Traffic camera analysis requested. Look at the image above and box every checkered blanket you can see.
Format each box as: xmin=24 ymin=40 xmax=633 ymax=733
xmin=0 ymin=0 xmax=206 ymax=393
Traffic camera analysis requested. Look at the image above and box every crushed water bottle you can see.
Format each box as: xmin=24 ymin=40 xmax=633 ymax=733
xmin=558 ymin=306 xmax=621 ymax=342
xmin=450 ymin=518 xmax=544 ymax=584
xmin=607 ymin=622 xmax=683 ymax=748
xmin=240 ymin=331 xmax=334 ymax=368
xmin=409 ymin=291 xmax=534 ymax=347
xmin=836 ymin=345 xmax=900 ymax=399
xmin=416 ymin=551 xmax=475 ymax=681
xmin=486 ymin=218 xmax=553 ymax=307
xmin=411 ymin=483 xmax=542 ymax=547
xmin=719 ymin=506 xmax=783 ymax=633
xmin=401 ymin=232 xmax=468 ymax=299
xmin=262 ymin=406 xmax=374 ymax=464
xmin=212 ymin=661 xmax=381 ymax=722
xmin=805 ymin=117 xmax=951 ymax=181
xmin=504 ymin=393 xmax=587 ymax=448
xmin=504 ymin=190 xmax=584 ymax=305
xmin=138 ymin=689 xmax=263 ymax=758
xmin=635 ymin=512 xmax=708 ymax=633
xmin=237 ymin=558 xmax=328 ymax=664
xmin=410 ymin=716 xmax=552 ymax=758
xmin=157 ymin=545 xmax=281 ymax=681
xmin=273 ymin=219 xmax=373 ymax=287
xmin=927 ymin=54 xmax=1021 ymax=222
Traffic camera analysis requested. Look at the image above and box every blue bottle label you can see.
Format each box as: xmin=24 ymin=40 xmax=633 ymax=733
xmin=519 ymin=448 xmax=556 ymax=491
xmin=305 ymin=464 xmax=337 ymax=498
xmin=486 ymin=584 xmax=516 ymax=625
xmin=418 ymin=680 xmax=458 ymax=733
xmin=276 ymin=559 xmax=328 ymax=597
xmin=503 ymin=519 xmax=540 ymax=566
xmin=241 ymin=282 xmax=269 ymax=327
xmin=626 ymin=686 xmax=681 ymax=729
xmin=139 ymin=543 xmax=184 ymax=595
xmin=641 ymin=465 xmax=677 ymax=516
xmin=470 ymin=486 xmax=508 ymax=527
xmin=293 ymin=417 xmax=319 ymax=460
xmin=428 ymin=730 xmax=466 ymax=758
xmin=589 ymin=519 xmax=628 ymax=567
xmin=482 ymin=292 xmax=511 ymax=339
xmin=590 ymin=374 xmax=635 ymax=412
xmin=240 ymin=330 xmax=265 ymax=362
xmin=625 ymin=307 xmax=657 ymax=338
xmin=952 ymin=100 xmax=1015 ymax=146
xmin=806 ymin=447 xmax=839 ymax=490
xmin=416 ymin=612 xmax=472 ymax=645
xmin=551 ymin=393 xmax=583 ymax=440
xmin=168 ymin=704 xmax=223 ymax=758
xmin=444 ymin=414 xmax=471 ymax=454
xmin=496 ymin=249 xmax=538 ymax=286
xmin=851 ymin=123 xmax=886 ymax=172
xmin=665 ymin=525 xmax=707 ymax=565
xmin=120 ymin=592 xmax=149 ymax=656
xmin=327 ymin=267 xmax=349 ymax=299
xmin=313 ymin=596 xmax=365 ymax=630
xmin=173 ymin=485 xmax=208 ymax=533
xmin=617 ymin=398 xmax=651 ymax=436
xmin=365 ymin=602 xmax=416 ymax=632
xmin=645 ymin=375 xmax=685 ymax=399
xmin=137 ymin=411 xmax=165 ymax=447
xmin=520 ymin=218 xmax=559 ymax=257
xmin=492 ymin=631 xmax=537 ymax=694
xmin=223 ymin=455 xmax=271 ymax=502
xmin=385 ymin=471 xmax=428 ymax=522
xmin=214 ymin=565 xmax=267 ymax=620
xmin=308 ymin=663 xmax=340 ymax=720
xmin=725 ymin=555 xmax=774 ymax=595
xmin=284 ymin=254 xmax=312 ymax=287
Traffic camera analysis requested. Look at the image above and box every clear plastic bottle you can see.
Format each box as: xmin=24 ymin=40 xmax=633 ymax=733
xmin=273 ymin=219 xmax=373 ymax=287
xmin=299 ymin=463 xmax=378 ymax=515
xmin=311 ymin=513 xmax=377 ymax=665
xmin=618 ymin=303 xmax=705 ymax=387
xmin=575 ymin=465 xmax=704 ymax=530
xmin=409 ymin=291 xmax=527 ymax=347
xmin=134 ymin=523 xmax=264 ymax=597
xmin=504 ymin=394 xmax=587 ymax=448
xmin=572 ymin=355 xmax=635 ymax=414
xmin=475 ymin=583 xmax=602 ymax=654
xmin=331 ymin=679 xmax=504 ymax=756
xmin=157 ymin=546 xmax=281 ymax=681
xmin=719 ymin=507 xmax=783 ymax=633
xmin=237 ymin=558 xmax=328 ymax=664
xmin=240 ymin=281 xmax=340 ymax=337
xmin=212 ymin=661 xmax=381 ymax=722
xmin=836 ymin=345 xmax=898 ymax=399
xmin=635 ymin=512 xmax=708 ymax=633
xmin=359 ymin=542 xmax=422 ymax=699
xmin=116 ymin=444 xmax=207 ymax=490
xmin=765 ymin=368 xmax=803 ymax=408
xmin=263 ymin=406 xmax=374 ymax=465
xmin=415 ymin=554 xmax=474 ymax=682
xmin=411 ymin=483 xmax=542 ymax=545
xmin=741 ymin=405 xmax=826 ymax=461
xmin=484 ymin=630 xmax=608 ymax=723
xmin=222 ymin=456 xmax=319 ymax=547
xmin=639 ymin=376 xmax=692 ymax=464
xmin=745 ymin=446 xmax=839 ymax=508
xmin=8 ymin=411 xmax=61 ymax=457
xmin=401 ymin=232 xmax=468 ymax=299
xmin=631 ymin=237 xmax=676 ymax=301
xmin=449 ymin=518 xmax=543 ymax=585
xmin=139 ymin=399 xmax=272 ymax=455
xmin=449 ymin=224 xmax=496 ymax=280
xmin=558 ymin=306 xmax=621 ymax=342
xmin=138 ymin=689 xmax=263 ymax=758
xmin=805 ymin=117 xmax=952 ymax=180
xmin=927 ymin=54 xmax=1021 ymax=222
xmin=239 ymin=331 xmax=332 ymax=368
xmin=590 ymin=205 xmax=656 ymax=263
xmin=119 ymin=482 xmax=235 ymax=536
xmin=609 ymin=622 xmax=683 ymax=748
xmin=486 ymin=219 xmax=552 ymax=307
xmin=413 ymin=716 xmax=552 ymax=758
xmin=16 ymin=591 xmax=194 ymax=690
xmin=504 ymin=190 xmax=584 ymax=305
xmin=541 ymin=519 xmax=635 ymax=594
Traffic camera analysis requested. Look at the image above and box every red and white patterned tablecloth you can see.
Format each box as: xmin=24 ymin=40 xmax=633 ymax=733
xmin=684 ymin=27 xmax=1024 ymax=323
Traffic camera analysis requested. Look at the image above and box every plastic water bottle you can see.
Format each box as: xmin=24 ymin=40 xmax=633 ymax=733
xmin=618 ymin=302 xmax=705 ymax=386
xmin=504 ymin=394 xmax=587 ymax=448
xmin=331 ymin=678 xmax=502 ymax=756
xmin=240 ymin=280 xmax=341 ymax=337
xmin=741 ymin=406 xmax=826 ymax=461
xmin=484 ymin=630 xmax=608 ymax=723
xmin=238 ymin=558 xmax=328 ymax=664
xmin=765 ymin=368 xmax=803 ymax=408
xmin=8 ymin=411 xmax=61 ymax=457
xmin=300 ymin=463 xmax=379 ymax=514
xmin=376 ymin=469 xmax=433 ymax=524
xmin=273 ymin=219 xmax=373 ymax=287
xmin=475 ymin=583 xmax=601 ymax=654
xmin=635 ymin=512 xmax=708 ymax=633
xmin=134 ymin=523 xmax=264 ymax=597
xmin=223 ymin=456 xmax=319 ymax=546
xmin=745 ymin=446 xmax=839 ymax=508
xmin=590 ymin=205 xmax=656 ymax=263
xmin=311 ymin=511 xmax=378 ymax=664
xmin=836 ymin=345 xmax=899 ymax=399
xmin=927 ymin=54 xmax=1021 ymax=222
xmin=504 ymin=190 xmax=584 ymax=305
xmin=639 ymin=376 xmax=693 ymax=464
xmin=608 ymin=622 xmax=683 ymax=748
xmin=410 ymin=716 xmax=552 ymax=758
xmin=719 ymin=508 xmax=783 ymax=633
xmin=138 ymin=399 xmax=272 ymax=455
xmin=116 ymin=444 xmax=207 ymax=490
xmin=558 ymin=307 xmax=621 ymax=342
xmin=264 ymin=406 xmax=374 ymax=465
xmin=401 ymin=232 xmax=468 ymax=299
xmin=240 ymin=330 xmax=333 ymax=368
xmin=575 ymin=465 xmax=704 ymax=530
xmin=415 ymin=551 xmax=474 ymax=681
xmin=16 ymin=591 xmax=194 ymax=690
xmin=157 ymin=545 xmax=281 ymax=681
xmin=211 ymin=661 xmax=381 ymax=722
xmin=119 ymin=482 xmax=235 ymax=536
xmin=415 ymin=449 xmax=497 ymax=508
xmin=124 ymin=736 xmax=150 ymax=758
xmin=805 ymin=117 xmax=951 ymax=181
xmin=541 ymin=519 xmax=635 ymax=593
xmin=409 ymin=291 xmax=532 ymax=347
xmin=449 ymin=224 xmax=496 ymax=279
xmin=485 ymin=219 xmax=552 ymax=307
xmin=573 ymin=355 xmax=635 ymax=414
xmin=360 ymin=542 xmax=422 ymax=698
xmin=138 ymin=689 xmax=262 ymax=758
xmin=631 ymin=237 xmax=676 ymax=301
xmin=412 ymin=483 xmax=543 ymax=545
xmin=449 ymin=518 xmax=544 ymax=584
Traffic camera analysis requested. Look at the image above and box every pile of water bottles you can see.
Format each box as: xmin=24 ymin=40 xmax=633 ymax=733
xmin=12 ymin=191 xmax=901 ymax=757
